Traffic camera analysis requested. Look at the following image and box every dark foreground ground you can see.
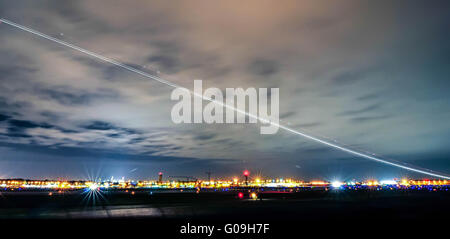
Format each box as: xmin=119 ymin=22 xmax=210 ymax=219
xmin=1 ymin=188 xmax=449 ymax=237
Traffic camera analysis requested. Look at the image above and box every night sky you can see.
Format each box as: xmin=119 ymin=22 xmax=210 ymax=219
xmin=1 ymin=1 xmax=450 ymax=181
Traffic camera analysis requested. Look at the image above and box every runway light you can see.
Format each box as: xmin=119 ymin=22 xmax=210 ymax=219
xmin=238 ymin=192 xmax=244 ymax=199
xmin=311 ymin=181 xmax=326 ymax=185
xmin=331 ymin=181 xmax=343 ymax=188
xmin=89 ymin=183 xmax=98 ymax=191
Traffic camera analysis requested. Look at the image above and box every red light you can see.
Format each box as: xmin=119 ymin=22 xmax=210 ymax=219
xmin=243 ymin=170 xmax=249 ymax=176
xmin=158 ymin=172 xmax=163 ymax=176
xmin=238 ymin=192 xmax=244 ymax=199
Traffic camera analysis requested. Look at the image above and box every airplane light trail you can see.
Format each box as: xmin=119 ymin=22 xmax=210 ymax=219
xmin=1 ymin=18 xmax=449 ymax=180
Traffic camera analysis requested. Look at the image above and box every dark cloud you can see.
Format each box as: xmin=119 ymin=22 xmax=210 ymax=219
xmin=0 ymin=64 xmax=36 ymax=76
xmin=0 ymin=114 xmax=11 ymax=121
xmin=338 ymin=103 xmax=383 ymax=116
xmin=0 ymin=96 xmax=30 ymax=113
xmin=2 ymin=132 xmax=32 ymax=138
xmin=8 ymin=119 xmax=53 ymax=129
xmin=40 ymin=87 xmax=118 ymax=105
xmin=81 ymin=121 xmax=140 ymax=138
xmin=147 ymin=55 xmax=180 ymax=73
xmin=194 ymin=133 xmax=217 ymax=141
xmin=106 ymin=133 xmax=121 ymax=138
xmin=3 ymin=118 xmax=57 ymax=140
xmin=350 ymin=115 xmax=391 ymax=124
xmin=0 ymin=141 xmax=195 ymax=163
xmin=248 ymin=59 xmax=279 ymax=76
xmin=39 ymin=111 xmax=61 ymax=121
xmin=82 ymin=121 xmax=116 ymax=130
xmin=58 ymin=128 xmax=80 ymax=134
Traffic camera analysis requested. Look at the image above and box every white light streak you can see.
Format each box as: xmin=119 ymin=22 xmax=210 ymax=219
xmin=1 ymin=18 xmax=449 ymax=180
